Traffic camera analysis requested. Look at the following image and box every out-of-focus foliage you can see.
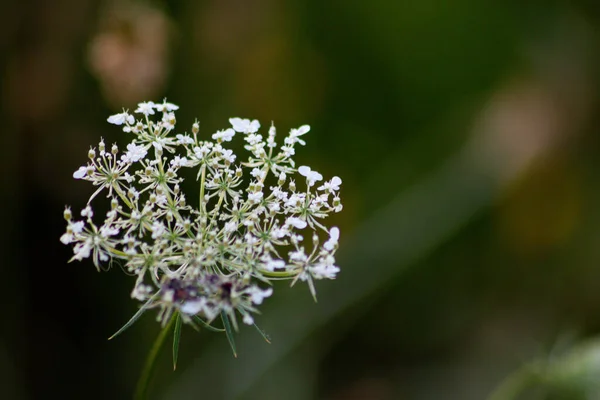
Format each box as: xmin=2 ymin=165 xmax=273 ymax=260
xmin=3 ymin=0 xmax=600 ymax=399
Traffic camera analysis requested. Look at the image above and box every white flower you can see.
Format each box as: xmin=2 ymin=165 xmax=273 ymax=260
xmin=310 ymin=256 xmax=340 ymax=279
xmin=151 ymin=221 xmax=166 ymax=239
xmin=224 ymin=221 xmax=238 ymax=232
xmin=152 ymin=137 xmax=169 ymax=152
xmin=194 ymin=144 xmax=211 ymax=159
xmin=121 ymin=143 xmax=147 ymax=163
xmin=318 ymin=176 xmax=342 ymax=193
xmin=181 ymin=299 xmax=203 ymax=315
xmin=72 ymin=221 xmax=85 ymax=233
xmin=212 ymin=128 xmax=235 ymax=142
xmin=229 ymin=117 xmax=260 ymax=133
xmin=107 ymin=112 xmax=134 ymax=125
xmin=249 ymin=286 xmax=273 ymax=305
xmin=250 ymin=168 xmax=266 ymax=180
xmin=176 ymin=134 xmax=194 ymax=145
xmin=323 ymin=227 xmax=340 ymax=251
xmin=154 ymin=100 xmax=179 ymax=112
xmin=100 ymin=225 xmax=119 ymax=238
xmin=170 ymin=156 xmax=189 ymax=168
xmin=287 ymin=125 xmax=310 ymax=146
xmin=135 ymin=101 xmax=156 ymax=116
xmin=60 ymin=221 xmax=85 ymax=244
xmin=248 ymin=191 xmax=263 ymax=203
xmin=162 ymin=113 xmax=176 ymax=130
xmin=131 ymin=284 xmax=153 ymax=301
xmin=221 ymin=149 xmax=236 ymax=164
xmin=298 ymin=166 xmax=323 ymax=187
xmin=81 ymin=206 xmax=93 ymax=218
xmin=244 ymin=133 xmax=263 ymax=146
xmin=73 ymin=240 xmax=92 ymax=260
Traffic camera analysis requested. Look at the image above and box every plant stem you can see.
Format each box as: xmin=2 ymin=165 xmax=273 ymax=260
xmin=134 ymin=312 xmax=177 ymax=400
xmin=199 ymin=164 xmax=206 ymax=214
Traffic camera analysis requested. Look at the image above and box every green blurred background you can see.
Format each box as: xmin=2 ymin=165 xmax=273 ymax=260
xmin=4 ymin=0 xmax=600 ymax=399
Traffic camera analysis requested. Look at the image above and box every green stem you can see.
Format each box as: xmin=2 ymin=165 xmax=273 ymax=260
xmin=134 ymin=313 xmax=177 ymax=400
xmin=199 ymin=164 xmax=206 ymax=214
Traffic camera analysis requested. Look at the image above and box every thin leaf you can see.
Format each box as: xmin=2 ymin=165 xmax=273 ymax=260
xmin=253 ymin=323 xmax=271 ymax=344
xmin=191 ymin=315 xmax=225 ymax=332
xmin=108 ymin=295 xmax=157 ymax=340
xmin=172 ymin=312 xmax=182 ymax=370
xmin=221 ymin=311 xmax=237 ymax=357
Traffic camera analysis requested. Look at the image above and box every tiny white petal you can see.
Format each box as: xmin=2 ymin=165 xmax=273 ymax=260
xmin=229 ymin=117 xmax=260 ymax=133
xmin=71 ymin=221 xmax=85 ymax=234
xmin=329 ymin=227 xmax=340 ymax=241
xmin=295 ymin=125 xmax=310 ymax=136
xmin=298 ymin=166 xmax=311 ymax=177
xmin=286 ymin=217 xmax=307 ymax=229
xmin=107 ymin=112 xmax=131 ymax=125
xmin=73 ymin=166 xmax=87 ymax=179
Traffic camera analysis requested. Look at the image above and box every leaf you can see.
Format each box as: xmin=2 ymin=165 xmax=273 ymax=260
xmin=108 ymin=295 xmax=157 ymax=340
xmin=253 ymin=323 xmax=271 ymax=344
xmin=172 ymin=312 xmax=182 ymax=371
xmin=191 ymin=315 xmax=225 ymax=333
xmin=221 ymin=311 xmax=237 ymax=357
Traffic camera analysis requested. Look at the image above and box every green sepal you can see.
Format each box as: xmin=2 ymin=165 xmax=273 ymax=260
xmin=253 ymin=323 xmax=271 ymax=344
xmin=108 ymin=294 xmax=157 ymax=340
xmin=191 ymin=315 xmax=225 ymax=332
xmin=172 ymin=312 xmax=182 ymax=370
xmin=221 ymin=311 xmax=237 ymax=357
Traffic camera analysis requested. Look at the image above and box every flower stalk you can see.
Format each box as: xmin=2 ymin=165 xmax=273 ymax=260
xmin=134 ymin=312 xmax=177 ymax=400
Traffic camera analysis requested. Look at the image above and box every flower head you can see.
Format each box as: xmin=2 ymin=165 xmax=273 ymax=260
xmin=62 ymin=100 xmax=344 ymax=340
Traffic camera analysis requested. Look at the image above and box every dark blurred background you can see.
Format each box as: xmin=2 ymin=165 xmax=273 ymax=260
xmin=4 ymin=0 xmax=600 ymax=399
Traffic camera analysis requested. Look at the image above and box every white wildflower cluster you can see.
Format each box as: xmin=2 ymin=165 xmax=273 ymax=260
xmin=62 ymin=100 xmax=343 ymax=332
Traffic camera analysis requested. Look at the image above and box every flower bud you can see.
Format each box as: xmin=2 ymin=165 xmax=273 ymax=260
xmin=192 ymin=122 xmax=199 ymax=134
xmin=63 ymin=208 xmax=72 ymax=221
